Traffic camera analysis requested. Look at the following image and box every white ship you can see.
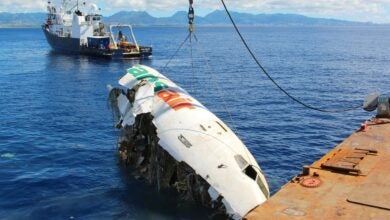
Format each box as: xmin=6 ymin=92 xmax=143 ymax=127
xmin=42 ymin=0 xmax=152 ymax=58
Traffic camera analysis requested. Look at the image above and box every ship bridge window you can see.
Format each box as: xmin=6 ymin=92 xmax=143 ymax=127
xmin=234 ymin=154 xmax=257 ymax=180
xmin=234 ymin=154 xmax=249 ymax=170
xmin=244 ymin=165 xmax=257 ymax=181
xmin=234 ymin=154 xmax=258 ymax=180
xmin=256 ymin=175 xmax=269 ymax=198
xmin=245 ymin=165 xmax=269 ymax=198
xmin=234 ymin=154 xmax=268 ymax=197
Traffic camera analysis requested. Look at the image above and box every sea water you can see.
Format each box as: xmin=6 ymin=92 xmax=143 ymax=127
xmin=0 ymin=26 xmax=390 ymax=219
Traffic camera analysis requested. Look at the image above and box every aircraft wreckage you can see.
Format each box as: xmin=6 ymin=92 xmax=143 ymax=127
xmin=108 ymin=64 xmax=269 ymax=219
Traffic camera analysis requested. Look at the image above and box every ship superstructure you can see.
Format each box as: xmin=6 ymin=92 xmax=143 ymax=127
xmin=42 ymin=0 xmax=152 ymax=58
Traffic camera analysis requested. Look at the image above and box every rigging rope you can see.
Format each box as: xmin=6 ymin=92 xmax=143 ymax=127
xmin=162 ymin=32 xmax=190 ymax=72
xmin=161 ymin=0 xmax=253 ymax=162
xmin=220 ymin=0 xmax=362 ymax=113
xmin=190 ymin=36 xmax=195 ymax=93
xmin=191 ymin=33 xmax=239 ymax=133
xmin=162 ymin=0 xmax=195 ymax=72
xmin=189 ymin=0 xmax=195 ymax=93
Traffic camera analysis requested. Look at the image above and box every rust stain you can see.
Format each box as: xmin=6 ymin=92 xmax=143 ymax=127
xmin=245 ymin=118 xmax=390 ymax=219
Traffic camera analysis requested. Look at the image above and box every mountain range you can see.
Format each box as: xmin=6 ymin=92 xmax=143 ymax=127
xmin=0 ymin=10 xmax=375 ymax=27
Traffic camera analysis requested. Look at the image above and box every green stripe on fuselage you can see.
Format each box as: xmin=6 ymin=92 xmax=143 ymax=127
xmin=127 ymin=66 xmax=169 ymax=92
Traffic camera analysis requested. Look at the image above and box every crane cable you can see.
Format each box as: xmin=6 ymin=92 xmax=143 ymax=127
xmin=162 ymin=1 xmax=196 ymax=72
xmin=161 ymin=0 xmax=253 ymax=162
xmin=186 ymin=0 xmax=240 ymax=131
xmin=188 ymin=0 xmax=195 ymax=34
xmin=162 ymin=33 xmax=190 ymax=73
xmin=188 ymin=1 xmax=253 ymax=162
xmin=191 ymin=33 xmax=240 ymax=134
xmin=189 ymin=0 xmax=195 ymax=93
xmin=220 ymin=0 xmax=362 ymax=113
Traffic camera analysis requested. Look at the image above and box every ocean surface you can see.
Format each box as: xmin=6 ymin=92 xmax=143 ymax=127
xmin=0 ymin=26 xmax=390 ymax=219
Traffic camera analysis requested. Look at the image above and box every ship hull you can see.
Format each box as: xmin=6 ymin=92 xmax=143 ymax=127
xmin=42 ymin=26 xmax=113 ymax=58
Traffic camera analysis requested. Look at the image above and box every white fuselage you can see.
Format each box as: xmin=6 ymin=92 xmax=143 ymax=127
xmin=114 ymin=65 xmax=270 ymax=219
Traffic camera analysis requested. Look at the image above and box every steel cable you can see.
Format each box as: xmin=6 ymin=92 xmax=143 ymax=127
xmin=220 ymin=0 xmax=362 ymax=113
xmin=162 ymin=32 xmax=191 ymax=72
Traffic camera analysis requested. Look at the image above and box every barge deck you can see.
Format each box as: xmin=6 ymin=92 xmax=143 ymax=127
xmin=245 ymin=118 xmax=390 ymax=219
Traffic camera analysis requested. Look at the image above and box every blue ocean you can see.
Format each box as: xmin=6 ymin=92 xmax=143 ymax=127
xmin=0 ymin=26 xmax=389 ymax=219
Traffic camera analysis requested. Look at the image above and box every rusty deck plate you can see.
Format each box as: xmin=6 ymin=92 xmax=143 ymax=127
xmin=245 ymin=120 xmax=390 ymax=219
xmin=347 ymin=157 xmax=390 ymax=210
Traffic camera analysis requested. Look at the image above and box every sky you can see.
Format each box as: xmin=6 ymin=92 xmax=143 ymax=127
xmin=1 ymin=0 xmax=390 ymax=23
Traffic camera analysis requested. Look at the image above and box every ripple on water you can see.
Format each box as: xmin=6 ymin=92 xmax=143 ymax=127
xmin=0 ymin=26 xmax=389 ymax=218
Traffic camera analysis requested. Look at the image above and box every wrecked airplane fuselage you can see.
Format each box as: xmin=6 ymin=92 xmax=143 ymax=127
xmin=108 ymin=65 xmax=269 ymax=219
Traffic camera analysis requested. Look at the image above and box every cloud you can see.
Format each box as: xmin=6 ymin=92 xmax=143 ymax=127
xmin=101 ymin=0 xmax=390 ymax=23
xmin=1 ymin=0 xmax=390 ymax=23
xmin=212 ymin=0 xmax=390 ymax=23
xmin=0 ymin=0 xmax=46 ymax=12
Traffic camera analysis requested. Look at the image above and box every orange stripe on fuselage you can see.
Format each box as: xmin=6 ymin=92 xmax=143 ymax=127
xmin=157 ymin=90 xmax=195 ymax=111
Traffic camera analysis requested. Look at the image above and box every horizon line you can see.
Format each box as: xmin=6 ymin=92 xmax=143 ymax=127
xmin=0 ymin=9 xmax=387 ymax=25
